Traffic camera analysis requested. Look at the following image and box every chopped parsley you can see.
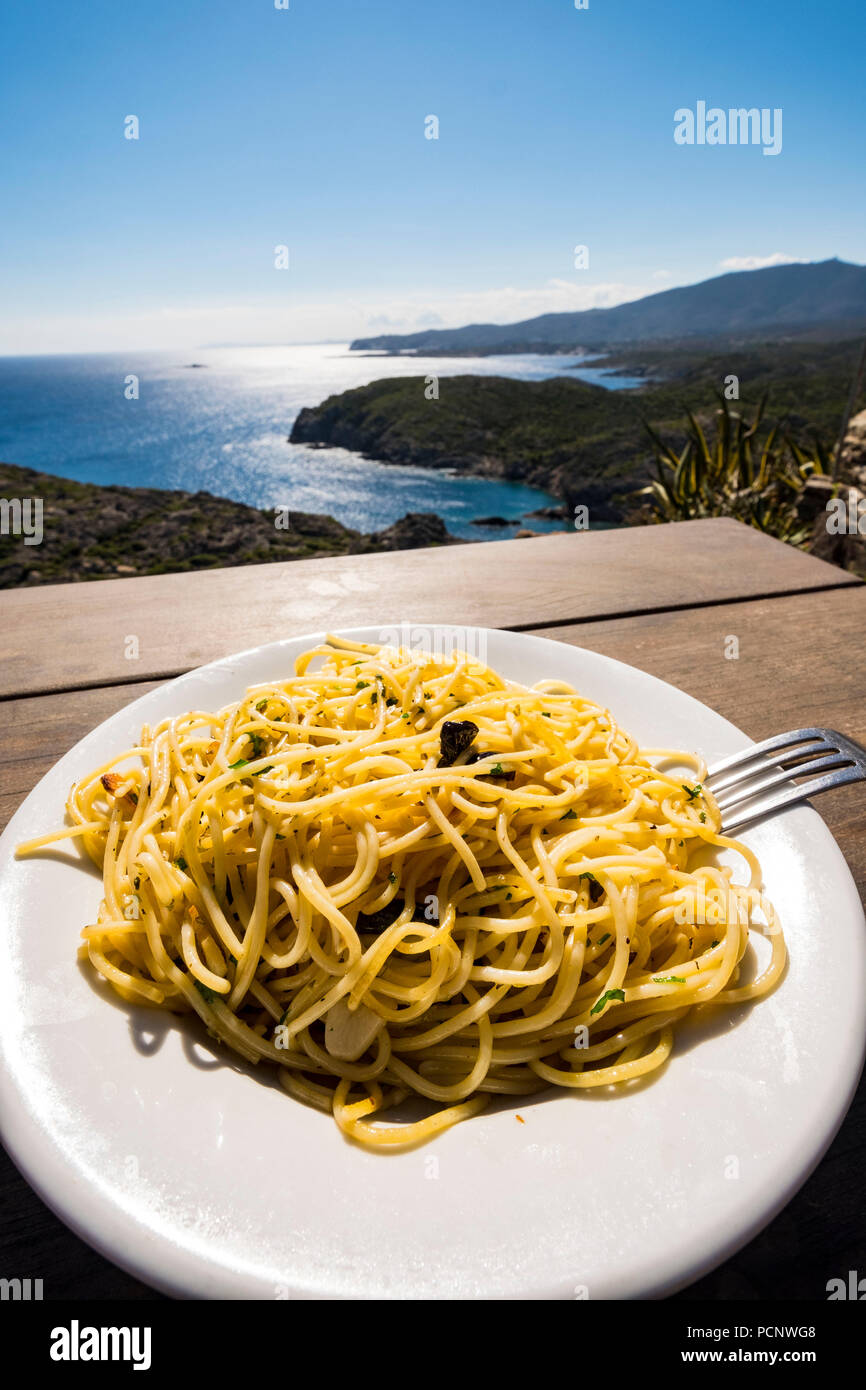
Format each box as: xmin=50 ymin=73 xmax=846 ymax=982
xmin=356 ymin=680 xmax=369 ymax=690
xmin=248 ymin=733 xmax=265 ymax=758
xmin=194 ymin=980 xmax=221 ymax=1004
xmin=561 ymin=808 xmax=577 ymax=820
xmin=653 ymin=975 xmax=687 ymax=984
xmin=175 ymin=857 xmax=188 ymax=873
xmin=228 ymin=758 xmax=249 ymax=770
xmin=682 ymin=783 xmax=703 ymax=801
xmin=699 ymin=811 xmax=707 ymax=823
xmin=388 ymin=872 xmax=397 ymax=884
xmin=598 ymin=932 xmax=611 ymax=945
xmin=468 ymin=755 xmax=517 ymax=782
xmin=255 ymin=698 xmax=268 ymax=712
xmin=590 ymin=987 xmax=625 ymax=1016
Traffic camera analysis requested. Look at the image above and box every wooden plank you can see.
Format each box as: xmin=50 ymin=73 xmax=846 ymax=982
xmin=0 ymin=518 xmax=857 ymax=699
xmin=535 ymin=586 xmax=866 ymax=901
xmin=2 ymin=589 xmax=863 ymax=901
xmin=0 ymin=680 xmax=163 ymax=836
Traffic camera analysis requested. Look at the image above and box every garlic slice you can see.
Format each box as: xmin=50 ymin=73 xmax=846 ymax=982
xmin=324 ymin=998 xmax=384 ymax=1061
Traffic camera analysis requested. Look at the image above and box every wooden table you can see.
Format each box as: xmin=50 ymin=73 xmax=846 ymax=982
xmin=1 ymin=517 xmax=864 ymax=1300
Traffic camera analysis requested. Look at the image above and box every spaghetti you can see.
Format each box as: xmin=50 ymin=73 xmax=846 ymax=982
xmin=17 ymin=635 xmax=785 ymax=1148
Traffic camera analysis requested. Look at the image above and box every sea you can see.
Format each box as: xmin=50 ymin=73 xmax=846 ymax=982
xmin=0 ymin=344 xmax=643 ymax=540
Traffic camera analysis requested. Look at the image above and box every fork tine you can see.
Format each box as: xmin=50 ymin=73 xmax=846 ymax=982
xmin=713 ymin=751 xmax=857 ymax=811
xmin=708 ymin=729 xmax=832 ymax=782
xmin=709 ymin=739 xmax=830 ymax=793
xmin=721 ymin=766 xmax=866 ymax=833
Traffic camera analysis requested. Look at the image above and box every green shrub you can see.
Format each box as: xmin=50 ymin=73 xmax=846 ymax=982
xmin=636 ymin=392 xmax=831 ymax=545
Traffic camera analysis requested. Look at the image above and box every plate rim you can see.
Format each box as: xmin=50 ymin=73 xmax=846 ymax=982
xmin=1 ymin=622 xmax=864 ymax=1301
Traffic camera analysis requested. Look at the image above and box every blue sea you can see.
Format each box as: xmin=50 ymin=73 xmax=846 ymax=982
xmin=0 ymin=344 xmax=642 ymax=539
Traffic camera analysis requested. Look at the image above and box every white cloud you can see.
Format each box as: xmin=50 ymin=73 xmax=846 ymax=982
xmin=719 ymin=252 xmax=805 ymax=271
xmin=0 ymin=278 xmax=654 ymax=355
xmin=353 ymin=279 xmax=648 ymax=337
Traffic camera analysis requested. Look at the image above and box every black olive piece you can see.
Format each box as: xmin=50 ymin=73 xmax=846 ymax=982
xmin=437 ymin=720 xmax=479 ymax=767
xmin=465 ymin=751 xmax=516 ymax=781
xmin=581 ymin=876 xmax=604 ymax=904
xmin=356 ymin=897 xmax=405 ymax=933
xmin=358 ymin=930 xmax=430 ymax=962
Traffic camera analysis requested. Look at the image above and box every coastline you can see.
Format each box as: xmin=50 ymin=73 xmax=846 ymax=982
xmin=290 ymin=373 xmax=650 ymax=521
xmin=0 ymin=346 xmax=587 ymax=539
xmin=0 ymin=462 xmax=465 ymax=589
xmin=289 ymin=343 xmax=862 ymax=523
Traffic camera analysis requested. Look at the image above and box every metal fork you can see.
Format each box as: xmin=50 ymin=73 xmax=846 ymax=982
xmin=706 ymin=728 xmax=866 ymax=833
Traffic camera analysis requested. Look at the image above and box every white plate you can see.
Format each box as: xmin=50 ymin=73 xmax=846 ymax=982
xmin=1 ymin=626 xmax=863 ymax=1301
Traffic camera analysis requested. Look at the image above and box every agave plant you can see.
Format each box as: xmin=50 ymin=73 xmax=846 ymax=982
xmin=637 ymin=393 xmax=829 ymax=546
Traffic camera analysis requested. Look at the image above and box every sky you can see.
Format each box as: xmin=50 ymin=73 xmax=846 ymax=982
xmin=1 ymin=0 xmax=865 ymax=355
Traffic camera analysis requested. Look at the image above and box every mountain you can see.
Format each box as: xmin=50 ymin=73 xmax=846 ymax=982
xmin=350 ymin=259 xmax=866 ymax=355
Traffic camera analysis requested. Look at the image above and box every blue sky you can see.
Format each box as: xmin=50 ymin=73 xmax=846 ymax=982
xmin=1 ymin=0 xmax=864 ymax=353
